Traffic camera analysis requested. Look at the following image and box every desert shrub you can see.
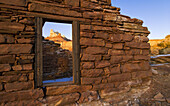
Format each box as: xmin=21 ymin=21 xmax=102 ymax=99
xmin=157 ymin=42 xmax=165 ymax=47
xmin=165 ymin=35 xmax=170 ymax=38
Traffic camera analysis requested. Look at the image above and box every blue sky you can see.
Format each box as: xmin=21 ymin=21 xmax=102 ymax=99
xmin=43 ymin=22 xmax=72 ymax=40
xmin=112 ymin=0 xmax=170 ymax=39
xmin=43 ymin=0 xmax=170 ymax=40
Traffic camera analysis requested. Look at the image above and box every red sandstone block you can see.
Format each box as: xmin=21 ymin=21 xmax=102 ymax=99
xmin=92 ymin=26 xmax=112 ymax=31
xmin=0 ymin=34 xmax=5 ymax=43
xmin=12 ymin=65 xmax=22 ymax=71
xmin=0 ymin=75 xmax=20 ymax=83
xmin=0 ymin=22 xmax=25 ymax=31
xmin=95 ymin=55 xmax=102 ymax=61
xmin=125 ymin=49 xmax=140 ymax=55
xmin=4 ymin=99 xmax=43 ymax=106
xmin=0 ymin=0 xmax=26 ymax=6
xmin=19 ymin=54 xmax=34 ymax=60
xmin=46 ymin=85 xmax=92 ymax=96
xmin=94 ymin=32 xmax=109 ymax=40
xmin=80 ymin=24 xmax=92 ymax=30
xmin=80 ymin=32 xmax=94 ymax=38
xmin=28 ymin=3 xmax=82 ymax=17
xmin=19 ymin=18 xmax=34 ymax=25
xmin=108 ymin=73 xmax=131 ymax=82
xmin=122 ymin=55 xmax=133 ymax=62
xmin=103 ymin=13 xmax=117 ymax=21
xmin=0 ymin=88 xmax=43 ymax=102
xmin=125 ymin=42 xmax=139 ymax=48
xmin=141 ymin=36 xmax=149 ymax=42
xmin=121 ymin=63 xmax=141 ymax=73
xmin=0 ymin=55 xmax=15 ymax=64
xmin=109 ymin=34 xmax=122 ymax=42
xmin=81 ymin=0 xmax=102 ymax=10
xmin=82 ymin=62 xmax=94 ymax=69
xmin=5 ymin=81 xmax=34 ymax=92
xmin=0 ymin=64 xmax=11 ymax=72
xmin=106 ymin=43 xmax=112 ymax=48
xmin=102 ymin=55 xmax=110 ymax=60
xmin=110 ymin=56 xmax=123 ymax=64
xmin=108 ymin=49 xmax=125 ymax=55
xmin=132 ymin=71 xmax=152 ymax=79
xmin=122 ymin=34 xmax=133 ymax=42
xmin=23 ymin=64 xmax=32 ymax=70
xmin=134 ymin=36 xmax=149 ymax=42
xmin=65 ymin=0 xmax=79 ymax=7
xmin=141 ymin=49 xmax=150 ymax=55
xmin=80 ymin=38 xmax=105 ymax=46
xmin=81 ymin=69 xmax=104 ymax=77
xmin=83 ymin=11 xmax=102 ymax=19
xmin=93 ymin=83 xmax=115 ymax=90
xmin=140 ymin=61 xmax=150 ymax=71
xmin=79 ymin=91 xmax=98 ymax=103
xmin=19 ymin=74 xmax=28 ymax=82
xmin=134 ymin=55 xmax=150 ymax=60
xmin=17 ymin=38 xmax=32 ymax=44
xmin=112 ymin=43 xmax=124 ymax=49
xmin=117 ymin=15 xmax=131 ymax=22
xmin=0 ymin=34 xmax=15 ymax=44
xmin=81 ymin=54 xmax=95 ymax=61
xmin=29 ymin=72 xmax=34 ymax=80
xmin=0 ymin=44 xmax=32 ymax=54
xmin=110 ymin=55 xmax=133 ymax=64
xmin=95 ymin=60 xmax=110 ymax=68
xmin=123 ymin=23 xmax=138 ymax=29
xmin=81 ymin=77 xmax=102 ymax=85
xmin=25 ymin=26 xmax=34 ymax=31
xmin=104 ymin=65 xmax=120 ymax=75
xmin=85 ymin=47 xmax=107 ymax=55
xmin=139 ymin=43 xmax=150 ymax=49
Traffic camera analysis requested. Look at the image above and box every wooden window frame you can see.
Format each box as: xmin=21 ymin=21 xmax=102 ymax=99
xmin=35 ymin=17 xmax=80 ymax=88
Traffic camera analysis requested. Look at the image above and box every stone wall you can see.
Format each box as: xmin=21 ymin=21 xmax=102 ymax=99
xmin=0 ymin=0 xmax=152 ymax=105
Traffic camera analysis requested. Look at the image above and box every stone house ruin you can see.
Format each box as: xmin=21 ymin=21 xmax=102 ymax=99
xmin=0 ymin=0 xmax=152 ymax=105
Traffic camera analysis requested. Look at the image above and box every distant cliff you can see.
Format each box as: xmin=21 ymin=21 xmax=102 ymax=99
xmin=45 ymin=29 xmax=72 ymax=51
xmin=149 ymin=35 xmax=170 ymax=55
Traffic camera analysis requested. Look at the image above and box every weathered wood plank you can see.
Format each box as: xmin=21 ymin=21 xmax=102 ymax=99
xmin=72 ymin=21 xmax=80 ymax=85
xmin=35 ymin=17 xmax=43 ymax=88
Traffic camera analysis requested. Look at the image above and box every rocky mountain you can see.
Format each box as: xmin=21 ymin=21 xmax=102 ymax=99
xmin=45 ymin=29 xmax=72 ymax=51
xmin=149 ymin=35 xmax=170 ymax=55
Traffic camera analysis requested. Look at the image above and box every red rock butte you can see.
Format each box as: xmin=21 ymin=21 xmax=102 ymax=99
xmin=45 ymin=29 xmax=72 ymax=51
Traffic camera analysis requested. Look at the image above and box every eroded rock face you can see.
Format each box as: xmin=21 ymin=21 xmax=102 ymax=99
xmin=149 ymin=35 xmax=170 ymax=55
xmin=45 ymin=29 xmax=72 ymax=51
xmin=43 ymin=39 xmax=73 ymax=81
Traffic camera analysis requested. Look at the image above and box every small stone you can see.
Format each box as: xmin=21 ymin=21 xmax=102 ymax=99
xmin=152 ymin=69 xmax=158 ymax=75
xmin=154 ymin=93 xmax=164 ymax=99
xmin=0 ymin=64 xmax=11 ymax=72
xmin=166 ymin=98 xmax=170 ymax=103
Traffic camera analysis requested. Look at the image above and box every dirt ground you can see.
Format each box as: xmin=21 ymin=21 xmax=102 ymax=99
xmin=139 ymin=62 xmax=170 ymax=105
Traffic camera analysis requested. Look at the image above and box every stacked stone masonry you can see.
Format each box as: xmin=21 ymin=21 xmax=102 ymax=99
xmin=0 ymin=0 xmax=152 ymax=105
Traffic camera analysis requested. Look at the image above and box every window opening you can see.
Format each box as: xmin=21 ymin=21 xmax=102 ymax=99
xmin=42 ymin=22 xmax=73 ymax=84
xmin=35 ymin=18 xmax=80 ymax=87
